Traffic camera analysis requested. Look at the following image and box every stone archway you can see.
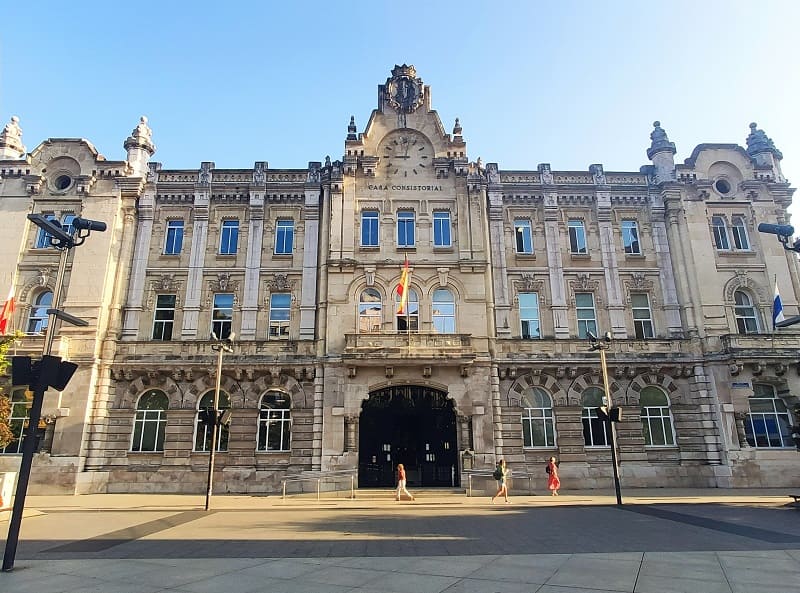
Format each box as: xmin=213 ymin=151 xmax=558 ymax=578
xmin=358 ymin=385 xmax=458 ymax=488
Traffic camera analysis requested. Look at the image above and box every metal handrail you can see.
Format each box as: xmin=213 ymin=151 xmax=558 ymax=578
xmin=463 ymin=469 xmax=536 ymax=497
xmin=281 ymin=469 xmax=357 ymax=500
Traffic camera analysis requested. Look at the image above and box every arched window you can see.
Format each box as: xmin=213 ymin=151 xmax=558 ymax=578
xmin=734 ymin=290 xmax=759 ymax=334
xmin=711 ymin=216 xmax=730 ymax=250
xmin=640 ymin=387 xmax=675 ymax=447
xmin=194 ymin=389 xmax=230 ymax=452
xmin=745 ymin=384 xmax=793 ymax=448
xmin=258 ymin=391 xmax=291 ymax=451
xmin=581 ymin=387 xmax=609 ymax=446
xmin=396 ymin=288 xmax=419 ymax=332
xmin=521 ymin=387 xmax=556 ymax=448
xmin=432 ymin=289 xmax=455 ymax=334
xmin=731 ymin=216 xmax=750 ymax=250
xmin=131 ymin=390 xmax=169 ymax=452
xmin=358 ymin=289 xmax=382 ymax=333
xmin=1 ymin=388 xmax=30 ymax=454
xmin=27 ymin=291 xmax=52 ymax=334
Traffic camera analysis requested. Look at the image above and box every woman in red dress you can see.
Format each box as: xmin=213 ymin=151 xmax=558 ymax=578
xmin=547 ymin=456 xmax=561 ymax=496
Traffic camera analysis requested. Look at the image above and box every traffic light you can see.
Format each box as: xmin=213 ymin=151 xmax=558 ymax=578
xmin=596 ymin=406 xmax=622 ymax=422
xmin=11 ymin=355 xmax=78 ymax=391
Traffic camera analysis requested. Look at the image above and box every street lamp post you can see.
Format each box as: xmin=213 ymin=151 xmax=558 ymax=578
xmin=588 ymin=331 xmax=623 ymax=505
xmin=3 ymin=214 xmax=106 ymax=572
xmin=204 ymin=332 xmax=234 ymax=511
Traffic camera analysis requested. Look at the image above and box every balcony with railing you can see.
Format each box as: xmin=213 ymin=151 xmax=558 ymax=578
xmin=343 ymin=332 xmax=476 ymax=363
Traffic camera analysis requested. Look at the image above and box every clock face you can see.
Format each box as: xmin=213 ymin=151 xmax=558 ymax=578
xmin=382 ymin=132 xmax=431 ymax=177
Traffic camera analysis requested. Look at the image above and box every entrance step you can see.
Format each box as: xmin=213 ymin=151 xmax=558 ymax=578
xmin=354 ymin=488 xmax=465 ymax=500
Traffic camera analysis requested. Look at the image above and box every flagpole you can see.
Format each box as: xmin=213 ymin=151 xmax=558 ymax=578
xmin=772 ymin=274 xmax=777 ymax=350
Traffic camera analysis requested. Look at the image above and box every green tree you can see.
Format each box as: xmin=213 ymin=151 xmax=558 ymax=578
xmin=0 ymin=335 xmax=19 ymax=448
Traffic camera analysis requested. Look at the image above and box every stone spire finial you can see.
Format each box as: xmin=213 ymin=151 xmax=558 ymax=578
xmin=646 ymin=120 xmax=676 ymax=159
xmin=453 ymin=118 xmax=462 ymax=137
xmin=746 ymin=122 xmax=782 ymax=159
xmin=347 ymin=116 xmax=357 ymax=141
xmin=124 ymin=116 xmax=155 ymax=152
xmin=0 ymin=115 xmax=26 ymax=159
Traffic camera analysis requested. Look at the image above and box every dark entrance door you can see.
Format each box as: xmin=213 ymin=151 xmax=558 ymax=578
xmin=358 ymin=385 xmax=459 ymax=488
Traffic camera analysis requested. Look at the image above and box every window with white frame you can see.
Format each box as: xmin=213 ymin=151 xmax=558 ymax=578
xmin=257 ymin=391 xmax=291 ymax=451
xmin=275 ymin=220 xmax=294 ymax=254
xmin=581 ymin=386 xmax=609 ymax=446
xmin=568 ymin=219 xmax=587 ymax=254
xmin=519 ymin=292 xmax=540 ymax=339
xmin=361 ymin=211 xmax=379 ymax=247
xmin=0 ymin=388 xmax=29 ymax=454
xmin=131 ymin=390 xmax=169 ymax=452
xmin=432 ymin=288 xmax=455 ymax=333
xmin=219 ymin=219 xmax=239 ymax=255
xmin=152 ymin=294 xmax=176 ymax=341
xmin=731 ymin=216 xmax=750 ymax=250
xmin=358 ymin=289 xmax=382 ymax=333
xmin=268 ymin=293 xmax=291 ymax=340
xmin=711 ymin=216 xmax=730 ymax=250
xmin=745 ymin=383 xmax=793 ymax=448
xmin=640 ymin=387 xmax=675 ymax=446
xmin=734 ymin=290 xmax=759 ymax=334
xmin=622 ymin=220 xmax=641 ymax=254
xmin=164 ymin=220 xmax=184 ymax=255
xmin=514 ymin=220 xmax=533 ymax=254
xmin=521 ymin=387 xmax=556 ymax=448
xmin=632 ymin=293 xmax=654 ymax=339
xmin=27 ymin=291 xmax=52 ymax=334
xmin=194 ymin=390 xmax=230 ymax=452
xmin=34 ymin=213 xmax=58 ymax=249
xmin=576 ymin=293 xmax=597 ymax=339
xmin=212 ymin=293 xmax=234 ymax=339
xmin=433 ymin=211 xmax=452 ymax=247
xmin=397 ymin=211 xmax=415 ymax=247
xmin=396 ymin=288 xmax=419 ymax=331
xmin=61 ymin=214 xmax=77 ymax=237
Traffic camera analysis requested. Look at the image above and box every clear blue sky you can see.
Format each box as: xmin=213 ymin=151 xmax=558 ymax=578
xmin=2 ymin=1 xmax=798 ymax=218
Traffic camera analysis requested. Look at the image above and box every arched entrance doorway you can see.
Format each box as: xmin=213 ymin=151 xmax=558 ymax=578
xmin=358 ymin=385 xmax=459 ymax=488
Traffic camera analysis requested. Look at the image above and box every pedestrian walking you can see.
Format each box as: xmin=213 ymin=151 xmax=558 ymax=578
xmin=395 ymin=463 xmax=415 ymax=501
xmin=490 ymin=459 xmax=510 ymax=503
xmin=546 ymin=456 xmax=561 ymax=496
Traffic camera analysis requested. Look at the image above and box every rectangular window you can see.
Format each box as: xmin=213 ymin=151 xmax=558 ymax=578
xmin=164 ymin=220 xmax=184 ymax=255
xmin=731 ymin=216 xmax=750 ymax=250
xmin=275 ymin=220 xmax=294 ymax=254
xmin=568 ymin=220 xmax=587 ymax=254
xmin=269 ymin=293 xmax=291 ymax=340
xmin=61 ymin=214 xmax=77 ymax=237
xmin=622 ymin=220 xmax=641 ymax=254
xmin=361 ymin=211 xmax=379 ymax=247
xmin=632 ymin=293 xmax=654 ymax=339
xmin=519 ymin=293 xmax=540 ymax=339
xmin=397 ymin=211 xmax=415 ymax=247
xmin=433 ymin=211 xmax=452 ymax=247
xmin=212 ymin=293 xmax=234 ymax=339
xmin=34 ymin=213 xmax=57 ymax=249
xmin=219 ymin=219 xmax=239 ymax=255
xmin=514 ymin=220 xmax=533 ymax=254
xmin=152 ymin=294 xmax=177 ymax=341
xmin=576 ymin=292 xmax=597 ymax=339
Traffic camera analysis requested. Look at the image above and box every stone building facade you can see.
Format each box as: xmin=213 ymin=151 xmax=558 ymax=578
xmin=0 ymin=65 xmax=798 ymax=494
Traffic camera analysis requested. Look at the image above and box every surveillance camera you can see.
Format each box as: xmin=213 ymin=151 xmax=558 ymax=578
xmin=757 ymin=222 xmax=795 ymax=237
xmin=72 ymin=217 xmax=107 ymax=232
xmin=210 ymin=330 xmax=219 ymax=341
xmin=603 ymin=331 xmax=612 ymax=342
xmin=586 ymin=331 xmax=597 ymax=342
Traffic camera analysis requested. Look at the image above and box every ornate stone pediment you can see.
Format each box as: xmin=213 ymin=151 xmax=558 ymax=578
xmin=145 ymin=274 xmax=184 ymax=309
xmin=568 ymin=273 xmax=603 ymax=306
xmin=266 ymin=273 xmax=294 ymax=292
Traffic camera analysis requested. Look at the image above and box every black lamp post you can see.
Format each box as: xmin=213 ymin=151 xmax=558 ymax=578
xmin=204 ymin=331 xmax=234 ymax=511
xmin=587 ymin=330 xmax=623 ymax=505
xmin=3 ymin=214 xmax=106 ymax=572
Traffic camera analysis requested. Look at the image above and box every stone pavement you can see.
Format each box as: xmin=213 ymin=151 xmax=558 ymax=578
xmin=1 ymin=488 xmax=800 ymax=593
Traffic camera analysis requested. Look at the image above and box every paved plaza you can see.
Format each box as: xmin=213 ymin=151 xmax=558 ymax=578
xmin=1 ymin=489 xmax=800 ymax=592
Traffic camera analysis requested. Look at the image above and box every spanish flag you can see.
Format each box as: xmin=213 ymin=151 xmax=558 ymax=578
xmin=0 ymin=286 xmax=15 ymax=335
xmin=396 ymin=256 xmax=410 ymax=315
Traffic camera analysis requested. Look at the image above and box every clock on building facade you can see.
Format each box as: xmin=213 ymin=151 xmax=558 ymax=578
xmin=381 ymin=130 xmax=431 ymax=177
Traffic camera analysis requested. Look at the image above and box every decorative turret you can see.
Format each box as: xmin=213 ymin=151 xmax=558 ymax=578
xmin=124 ymin=116 xmax=156 ymax=177
xmin=646 ymin=121 xmax=676 ymax=183
xmin=746 ymin=122 xmax=785 ymax=182
xmin=0 ymin=116 xmax=26 ymax=160
xmin=347 ymin=116 xmax=357 ymax=141
xmin=453 ymin=118 xmax=462 ymax=138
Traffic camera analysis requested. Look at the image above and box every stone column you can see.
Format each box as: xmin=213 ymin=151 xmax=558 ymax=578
xmin=649 ymin=192 xmax=683 ymax=336
xmin=300 ymin=167 xmax=321 ymax=340
xmin=240 ymin=176 xmax=264 ymax=339
xmin=312 ymin=364 xmax=324 ymax=469
xmin=543 ymin=191 xmax=569 ymax=338
xmin=344 ymin=413 xmax=359 ymax=452
xmin=664 ymin=196 xmax=699 ymax=336
xmin=733 ymin=412 xmax=751 ymax=448
xmin=181 ymin=167 xmax=211 ymax=338
xmin=595 ymin=187 xmax=626 ymax=337
xmin=121 ymin=189 xmax=155 ymax=338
